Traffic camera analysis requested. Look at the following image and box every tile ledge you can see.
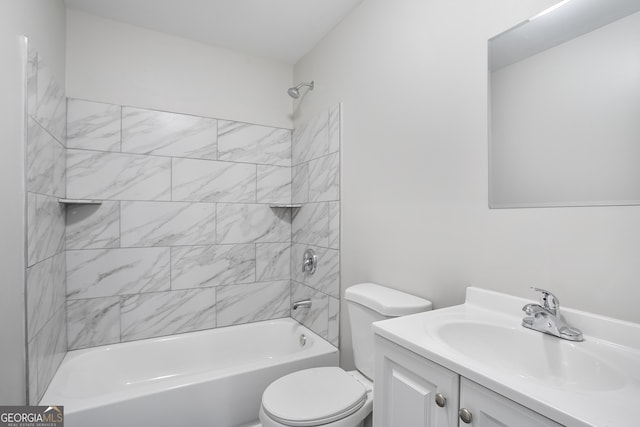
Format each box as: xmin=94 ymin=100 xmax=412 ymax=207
xmin=58 ymin=198 xmax=103 ymax=205
xmin=269 ymin=204 xmax=302 ymax=208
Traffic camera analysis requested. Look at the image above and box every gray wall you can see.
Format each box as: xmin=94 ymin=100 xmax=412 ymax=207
xmin=294 ymin=0 xmax=640 ymax=369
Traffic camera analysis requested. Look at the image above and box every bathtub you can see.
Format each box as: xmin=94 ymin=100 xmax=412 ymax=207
xmin=40 ymin=318 xmax=338 ymax=427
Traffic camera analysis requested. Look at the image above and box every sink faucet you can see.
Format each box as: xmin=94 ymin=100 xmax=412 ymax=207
xmin=521 ymin=287 xmax=583 ymax=342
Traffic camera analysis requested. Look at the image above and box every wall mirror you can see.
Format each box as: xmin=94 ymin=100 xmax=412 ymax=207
xmin=488 ymin=0 xmax=640 ymax=208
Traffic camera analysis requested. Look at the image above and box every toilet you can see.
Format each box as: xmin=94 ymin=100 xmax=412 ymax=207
xmin=259 ymin=283 xmax=433 ymax=427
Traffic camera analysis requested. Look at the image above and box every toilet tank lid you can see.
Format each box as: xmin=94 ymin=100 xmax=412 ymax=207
xmin=345 ymin=283 xmax=433 ymax=316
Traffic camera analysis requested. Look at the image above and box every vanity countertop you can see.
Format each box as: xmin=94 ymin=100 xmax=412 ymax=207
xmin=373 ymin=287 xmax=640 ymax=427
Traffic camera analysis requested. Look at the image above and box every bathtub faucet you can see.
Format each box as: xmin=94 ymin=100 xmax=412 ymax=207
xmin=293 ymin=299 xmax=312 ymax=310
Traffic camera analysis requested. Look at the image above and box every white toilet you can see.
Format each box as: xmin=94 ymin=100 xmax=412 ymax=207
xmin=259 ymin=283 xmax=433 ymax=427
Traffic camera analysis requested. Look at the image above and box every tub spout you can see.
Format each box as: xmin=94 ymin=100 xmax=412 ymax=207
xmin=293 ymin=299 xmax=312 ymax=310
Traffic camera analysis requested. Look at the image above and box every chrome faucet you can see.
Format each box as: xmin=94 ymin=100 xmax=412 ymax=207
xmin=521 ymin=287 xmax=583 ymax=342
xmin=292 ymin=299 xmax=312 ymax=310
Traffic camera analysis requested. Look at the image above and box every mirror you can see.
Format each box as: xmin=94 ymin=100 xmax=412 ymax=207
xmin=489 ymin=0 xmax=640 ymax=208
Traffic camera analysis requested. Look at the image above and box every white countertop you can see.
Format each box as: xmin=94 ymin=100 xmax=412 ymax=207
xmin=372 ymin=287 xmax=640 ymax=427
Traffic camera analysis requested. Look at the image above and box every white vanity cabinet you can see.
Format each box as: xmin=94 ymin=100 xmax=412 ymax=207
xmin=374 ymin=335 xmax=459 ymax=427
xmin=459 ymin=378 xmax=562 ymax=427
xmin=374 ymin=336 xmax=562 ymax=427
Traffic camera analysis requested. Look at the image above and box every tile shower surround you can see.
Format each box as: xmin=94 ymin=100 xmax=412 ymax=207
xmin=291 ymin=104 xmax=341 ymax=347
xmin=23 ymin=73 xmax=340 ymax=403
xmin=64 ymin=99 xmax=341 ymax=352
xmin=25 ymin=45 xmax=67 ymax=405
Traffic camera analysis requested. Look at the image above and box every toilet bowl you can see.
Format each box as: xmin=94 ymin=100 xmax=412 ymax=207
xmin=259 ymin=283 xmax=432 ymax=427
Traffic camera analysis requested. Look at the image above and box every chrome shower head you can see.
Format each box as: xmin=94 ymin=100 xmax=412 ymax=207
xmin=287 ymin=81 xmax=314 ymax=99
xmin=287 ymin=87 xmax=301 ymax=99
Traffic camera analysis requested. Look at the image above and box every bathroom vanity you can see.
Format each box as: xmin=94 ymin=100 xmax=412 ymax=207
xmin=372 ymin=287 xmax=640 ymax=427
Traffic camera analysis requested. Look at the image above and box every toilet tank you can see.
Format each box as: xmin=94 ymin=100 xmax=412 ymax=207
xmin=345 ymin=283 xmax=432 ymax=380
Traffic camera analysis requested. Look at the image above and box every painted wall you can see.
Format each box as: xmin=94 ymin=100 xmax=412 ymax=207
xmin=65 ymin=9 xmax=293 ymax=129
xmin=0 ymin=0 xmax=66 ymax=405
xmin=294 ymin=0 xmax=640 ymax=368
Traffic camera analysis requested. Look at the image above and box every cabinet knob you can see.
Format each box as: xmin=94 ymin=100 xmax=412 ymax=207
xmin=459 ymin=408 xmax=473 ymax=424
xmin=435 ymin=393 xmax=446 ymax=407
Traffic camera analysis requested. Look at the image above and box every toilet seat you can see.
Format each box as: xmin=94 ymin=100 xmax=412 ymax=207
xmin=261 ymin=367 xmax=367 ymax=427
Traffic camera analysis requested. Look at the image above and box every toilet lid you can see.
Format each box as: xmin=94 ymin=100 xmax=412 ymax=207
xmin=262 ymin=367 xmax=367 ymax=427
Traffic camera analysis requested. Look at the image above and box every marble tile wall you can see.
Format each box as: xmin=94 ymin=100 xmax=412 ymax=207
xmin=65 ymin=99 xmax=294 ymax=351
xmin=291 ymin=104 xmax=341 ymax=347
xmin=25 ymin=45 xmax=67 ymax=404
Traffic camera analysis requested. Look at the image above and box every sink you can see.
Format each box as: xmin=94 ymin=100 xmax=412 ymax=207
xmin=372 ymin=287 xmax=640 ymax=427
xmin=434 ymin=320 xmax=625 ymax=391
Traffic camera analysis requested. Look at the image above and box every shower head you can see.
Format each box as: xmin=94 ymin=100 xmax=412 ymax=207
xmin=287 ymin=81 xmax=314 ymax=99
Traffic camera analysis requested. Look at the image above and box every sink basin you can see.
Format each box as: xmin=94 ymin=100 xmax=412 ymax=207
xmin=373 ymin=287 xmax=640 ymax=427
xmin=434 ymin=320 xmax=625 ymax=391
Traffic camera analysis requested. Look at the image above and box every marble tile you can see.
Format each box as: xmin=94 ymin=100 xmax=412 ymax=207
xmin=292 ymin=203 xmax=329 ymax=247
xmin=328 ymin=202 xmax=340 ymax=249
xmin=67 ymin=247 xmax=170 ymax=300
xmin=36 ymin=57 xmax=66 ymax=143
xmin=26 ymin=118 xmax=53 ymax=195
xmin=329 ymin=103 xmax=341 ymax=154
xmin=217 ymin=281 xmax=290 ymax=327
xmin=309 ymin=152 xmax=340 ymax=202
xmin=292 ymin=162 xmax=309 ymax=204
xmin=26 ymin=252 xmax=66 ymax=341
xmin=291 ymin=281 xmax=329 ymax=340
xmin=26 ymin=117 xmax=65 ymax=198
xmin=27 ymin=193 xmax=65 ymax=267
xmin=33 ymin=307 xmax=66 ymax=403
xmin=172 ymin=158 xmax=256 ymax=203
xmin=171 ymin=244 xmax=255 ymax=289
xmin=217 ymin=204 xmax=290 ymax=244
xmin=27 ymin=46 xmax=37 ymax=118
xmin=328 ymin=297 xmax=340 ymax=347
xmin=27 ymin=193 xmax=36 ymax=264
xmin=67 ymin=99 xmax=121 ymax=152
xmin=292 ymin=110 xmax=329 ymax=165
xmin=120 ymin=201 xmax=215 ymax=247
xmin=120 ymin=288 xmax=216 ymax=342
xmin=51 ymin=139 xmax=66 ymax=198
xmin=67 ymin=149 xmax=171 ymax=201
xmin=256 ymin=243 xmax=291 ymax=282
xmin=28 ymin=338 xmax=38 ymax=404
xmin=122 ymin=107 xmax=217 ymax=159
xmin=66 ymin=201 xmax=120 ymax=250
xmin=291 ymin=244 xmax=340 ymax=298
xmin=218 ymin=121 xmax=291 ymax=166
xmin=257 ymin=165 xmax=291 ymax=204
xmin=67 ymin=297 xmax=120 ymax=350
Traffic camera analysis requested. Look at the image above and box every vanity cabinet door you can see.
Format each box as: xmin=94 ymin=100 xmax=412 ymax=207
xmin=374 ymin=336 xmax=459 ymax=427
xmin=458 ymin=378 xmax=562 ymax=427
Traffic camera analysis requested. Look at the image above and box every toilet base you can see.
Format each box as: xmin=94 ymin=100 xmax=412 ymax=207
xmin=259 ymin=387 xmax=372 ymax=427
xmin=259 ymin=396 xmax=371 ymax=427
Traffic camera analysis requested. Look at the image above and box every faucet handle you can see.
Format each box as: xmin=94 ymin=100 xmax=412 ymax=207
xmin=530 ymin=287 xmax=560 ymax=314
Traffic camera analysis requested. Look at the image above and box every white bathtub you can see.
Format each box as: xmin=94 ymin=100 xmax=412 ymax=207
xmin=40 ymin=318 xmax=339 ymax=427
